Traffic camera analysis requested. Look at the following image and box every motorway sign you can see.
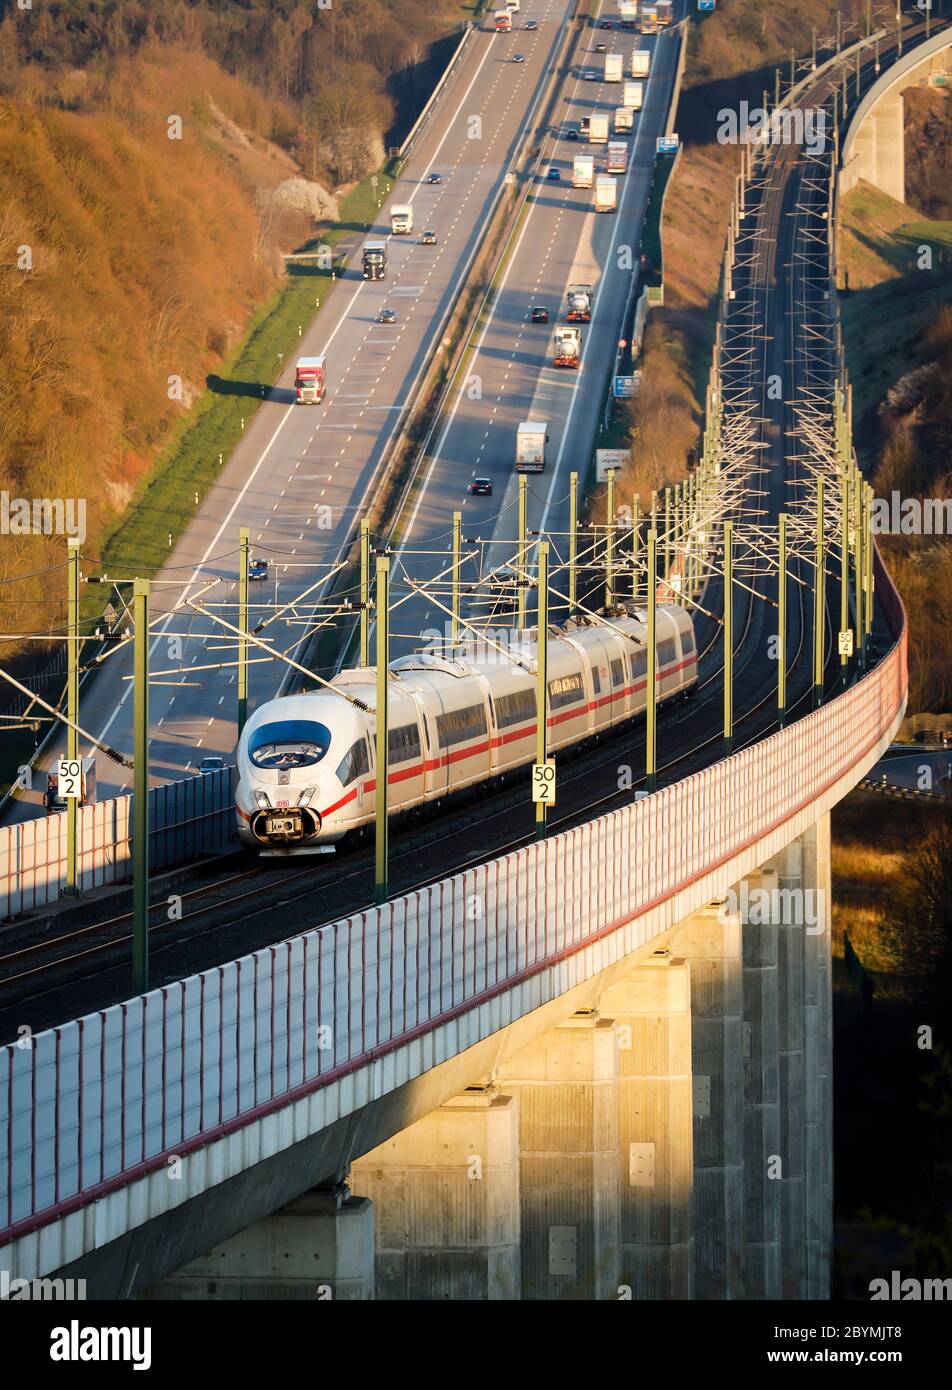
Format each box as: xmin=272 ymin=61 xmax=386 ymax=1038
xmin=656 ymin=135 xmax=680 ymax=155
xmin=614 ymin=376 xmax=635 ymax=399
xmin=698 ymin=1 xmax=716 ymax=10
xmin=839 ymin=630 xmax=854 ymax=657
xmin=56 ymin=759 xmax=83 ymax=798
xmin=532 ymin=760 xmax=556 ymax=805
xmin=597 ymin=448 xmax=630 ymax=481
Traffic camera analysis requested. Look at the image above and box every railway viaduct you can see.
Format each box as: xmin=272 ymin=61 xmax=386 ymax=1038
xmin=0 ymin=15 xmax=925 ymax=1301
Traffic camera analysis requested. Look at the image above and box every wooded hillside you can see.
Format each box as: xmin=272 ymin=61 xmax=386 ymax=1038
xmin=0 ymin=0 xmax=465 ymax=659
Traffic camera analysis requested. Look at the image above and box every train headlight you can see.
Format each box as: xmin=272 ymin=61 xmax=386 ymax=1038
xmin=254 ymin=790 xmax=271 ymax=810
xmin=297 ymin=787 xmax=317 ymax=808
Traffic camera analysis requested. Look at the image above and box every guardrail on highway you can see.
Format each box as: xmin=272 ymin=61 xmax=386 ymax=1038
xmin=0 ymin=769 xmax=233 ymax=921
xmin=0 ymin=569 xmax=906 ymax=1249
xmin=396 ymin=24 xmax=473 ymax=162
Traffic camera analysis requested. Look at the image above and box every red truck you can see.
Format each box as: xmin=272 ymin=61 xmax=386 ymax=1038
xmin=295 ymin=356 xmax=326 ymax=404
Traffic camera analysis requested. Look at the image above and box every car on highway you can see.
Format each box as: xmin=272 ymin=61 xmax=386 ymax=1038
xmin=469 ymin=478 xmax=493 ymax=496
xmin=525 ymin=19 xmax=538 ymax=29
xmin=248 ymin=557 xmax=269 ymax=581
xmin=420 ymin=229 xmax=437 ymax=245
xmin=599 ymin=18 xmax=612 ymax=27
xmin=547 ymin=166 xmax=561 ymax=180
xmin=595 ymin=42 xmax=607 ymax=52
xmin=530 ymin=306 xmax=549 ymax=323
xmin=512 ymin=53 xmax=525 ymax=63
xmin=427 ymin=172 xmax=442 ymax=184
xmin=564 ymin=123 xmax=579 ymax=140
xmin=376 ymin=308 xmax=397 ymax=324
xmin=582 ymin=68 xmax=599 ymax=80
xmin=199 ymin=756 xmax=226 ymax=776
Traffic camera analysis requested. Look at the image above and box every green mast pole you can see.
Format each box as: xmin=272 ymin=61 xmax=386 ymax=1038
xmin=374 ymin=556 xmax=390 ymax=906
xmin=238 ymin=528 xmax=250 ymax=735
xmin=778 ymin=513 xmax=787 ymax=726
xmin=840 ymin=478 xmax=850 ymax=680
xmin=451 ymin=511 xmax=462 ymax=649
xmin=814 ymin=478 xmax=825 ymax=707
xmin=535 ymin=541 xmax=549 ymax=842
xmin=723 ymin=520 xmax=733 ymax=752
xmin=632 ymin=496 xmax=641 ymax=601
xmin=517 ymin=475 xmax=528 ymax=630
xmin=569 ymin=471 xmax=579 ymax=617
xmin=646 ymin=529 xmax=657 ymax=793
xmin=132 ymin=578 xmax=150 ymax=993
xmin=359 ymin=518 xmax=370 ymax=667
xmin=65 ymin=539 xmax=80 ymax=897
xmin=605 ymin=468 xmax=615 ymax=609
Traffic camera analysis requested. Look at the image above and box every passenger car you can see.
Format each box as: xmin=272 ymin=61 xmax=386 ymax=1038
xmin=199 ymin=756 xmax=226 ymax=775
xmin=420 ymin=230 xmax=437 ymax=245
xmin=376 ymin=308 xmax=397 ymax=324
xmin=470 ymin=478 xmax=493 ymax=496
xmin=248 ymin=558 xmax=269 ymax=581
xmin=530 ymin=306 xmax=549 ymax=323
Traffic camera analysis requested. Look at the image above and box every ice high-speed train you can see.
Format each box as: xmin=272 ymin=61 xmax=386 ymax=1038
xmin=235 ymin=604 xmax=697 ymax=854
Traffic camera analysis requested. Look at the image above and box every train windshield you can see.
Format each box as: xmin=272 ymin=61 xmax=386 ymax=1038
xmin=248 ymin=720 xmax=332 ymax=770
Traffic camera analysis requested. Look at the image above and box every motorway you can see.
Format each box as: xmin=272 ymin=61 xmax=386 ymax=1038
xmin=392 ymin=16 xmax=681 ymax=647
xmin=5 ymin=0 xmax=575 ymax=820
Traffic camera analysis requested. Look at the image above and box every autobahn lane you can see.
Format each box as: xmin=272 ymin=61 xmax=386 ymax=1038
xmin=5 ymin=0 xmax=573 ymax=821
xmin=391 ymin=18 xmax=681 ymax=647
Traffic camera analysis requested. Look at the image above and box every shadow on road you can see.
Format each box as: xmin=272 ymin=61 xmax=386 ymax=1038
xmin=207 ymin=376 xmax=297 ymax=405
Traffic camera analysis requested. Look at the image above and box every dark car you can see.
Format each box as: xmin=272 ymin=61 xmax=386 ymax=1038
xmin=512 ymin=53 xmax=525 ymax=63
xmin=248 ymin=557 xmax=268 ymax=581
xmin=470 ymin=478 xmax=493 ymax=496
xmin=427 ymin=172 xmax=442 ymax=184
xmin=530 ymin=306 xmax=549 ymax=323
xmin=199 ymin=756 xmax=226 ymax=775
xmin=420 ymin=229 xmax=437 ymax=245
xmin=595 ymin=42 xmax=607 ymax=52
xmin=376 ymin=308 xmax=397 ymax=324
xmin=599 ymin=18 xmax=612 ymax=28
xmin=525 ymin=19 xmax=538 ymax=29
xmin=547 ymin=166 xmax=561 ymax=180
xmin=565 ymin=124 xmax=579 ymax=140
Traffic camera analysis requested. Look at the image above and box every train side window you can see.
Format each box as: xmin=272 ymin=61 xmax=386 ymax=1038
xmin=436 ymin=703 xmax=488 ymax=748
xmin=658 ymin=637 xmax=678 ymax=668
xmin=592 ymin=665 xmax=601 ymax=695
xmin=495 ymin=687 xmax=536 ymax=728
xmin=388 ymin=723 xmax=422 ymax=763
xmin=610 ymin=657 xmax=625 ymax=688
xmin=629 ymin=647 xmax=648 ymax=681
xmin=548 ymin=671 xmax=584 ymax=710
xmin=336 ymin=738 xmax=370 ymax=785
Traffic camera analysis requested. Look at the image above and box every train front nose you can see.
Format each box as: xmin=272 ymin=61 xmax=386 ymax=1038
xmin=249 ymin=793 xmax=323 ymax=846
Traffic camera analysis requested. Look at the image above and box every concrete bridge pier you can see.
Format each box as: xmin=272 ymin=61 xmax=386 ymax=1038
xmin=349 ymin=1088 xmax=520 ymax=1300
xmin=847 ymin=91 xmax=905 ymax=203
xmin=599 ymin=956 xmax=693 ymax=1299
xmin=802 ymin=814 xmax=833 ymax=1298
xmin=776 ymin=841 xmax=807 ymax=1299
xmin=143 ymin=1180 xmax=375 ymax=1300
xmin=495 ymin=1013 xmax=620 ymax=1300
xmin=740 ymin=866 xmax=782 ymax=1297
xmin=670 ymin=903 xmax=744 ymax=1298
